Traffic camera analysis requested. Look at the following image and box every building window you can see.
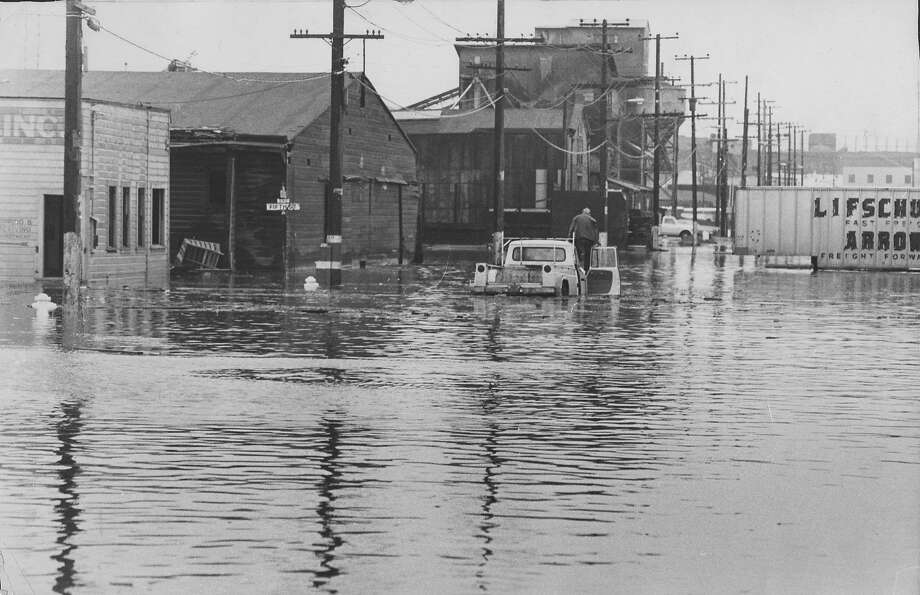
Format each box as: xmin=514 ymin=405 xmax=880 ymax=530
xmin=885 ymin=174 xmax=892 ymax=184
xmin=122 ymin=187 xmax=131 ymax=247
xmin=152 ymin=188 xmax=165 ymax=246
xmin=209 ymin=170 xmax=226 ymax=210
xmin=867 ymin=174 xmax=874 ymax=184
xmin=108 ymin=186 xmax=117 ymax=249
xmin=847 ymin=174 xmax=855 ymax=183
xmin=137 ymin=187 xmax=146 ymax=247
xmin=906 ymin=175 xmax=912 ymax=185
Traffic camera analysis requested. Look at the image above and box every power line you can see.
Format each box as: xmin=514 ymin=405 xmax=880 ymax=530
xmin=98 ymin=22 xmax=328 ymax=84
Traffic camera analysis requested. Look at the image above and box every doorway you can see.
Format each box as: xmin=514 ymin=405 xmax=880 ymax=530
xmin=43 ymin=194 xmax=64 ymax=277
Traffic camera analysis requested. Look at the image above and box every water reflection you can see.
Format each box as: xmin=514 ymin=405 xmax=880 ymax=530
xmin=0 ymin=252 xmax=917 ymax=594
xmin=52 ymin=399 xmax=84 ymax=594
xmin=312 ymin=416 xmax=343 ymax=591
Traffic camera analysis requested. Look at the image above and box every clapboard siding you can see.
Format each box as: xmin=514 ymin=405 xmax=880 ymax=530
xmin=287 ymin=76 xmax=417 ymax=266
xmin=85 ymin=103 xmax=170 ymax=288
xmin=0 ymin=98 xmax=66 ymax=281
xmin=0 ymin=98 xmax=170 ymax=287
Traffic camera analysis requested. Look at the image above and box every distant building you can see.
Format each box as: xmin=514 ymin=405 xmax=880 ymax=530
xmin=1 ymin=70 xmax=418 ymax=274
xmin=0 ymin=96 xmax=170 ymax=287
xmin=839 ymin=152 xmax=915 ymax=187
xmin=454 ymin=21 xmax=685 ymax=190
xmin=808 ymin=133 xmax=837 ymax=152
xmin=395 ymin=104 xmax=589 ymax=242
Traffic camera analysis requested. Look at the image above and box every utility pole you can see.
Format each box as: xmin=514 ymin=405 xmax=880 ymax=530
xmin=800 ymin=128 xmax=805 ymax=185
xmin=640 ymin=32 xmax=678 ymax=242
xmin=63 ymin=0 xmax=94 ymax=309
xmin=766 ymin=104 xmax=773 ymax=185
xmin=715 ymin=73 xmax=723 ymax=231
xmin=459 ymin=3 xmax=543 ymax=263
xmin=493 ymin=0 xmax=505 ymax=262
xmin=755 ymin=94 xmax=761 ymax=185
xmin=672 ymin=118 xmax=679 ymax=217
xmin=291 ymin=1 xmax=383 ymax=287
xmin=740 ymin=76 xmax=749 ymax=189
xmin=675 ymin=53 xmax=709 ymax=249
xmin=786 ymin=123 xmax=796 ymax=186
xmin=579 ymin=19 xmax=629 ymax=247
xmin=719 ymin=79 xmax=729 ymax=236
xmin=775 ymin=121 xmax=782 ymax=186
xmin=790 ymin=124 xmax=797 ymax=186
xmin=700 ymin=77 xmax=734 ymax=233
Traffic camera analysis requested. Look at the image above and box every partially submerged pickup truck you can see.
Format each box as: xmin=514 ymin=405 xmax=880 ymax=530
xmin=470 ymin=238 xmax=620 ymax=297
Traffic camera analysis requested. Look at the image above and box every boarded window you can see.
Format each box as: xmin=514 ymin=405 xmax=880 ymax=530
xmin=122 ymin=187 xmax=131 ymax=247
xmin=906 ymin=175 xmax=912 ymax=185
xmin=847 ymin=174 xmax=855 ymax=183
xmin=137 ymin=187 xmax=146 ymax=247
xmin=885 ymin=174 xmax=893 ymax=184
xmin=108 ymin=186 xmax=117 ymax=249
xmin=867 ymin=174 xmax=874 ymax=184
xmin=152 ymin=188 xmax=165 ymax=245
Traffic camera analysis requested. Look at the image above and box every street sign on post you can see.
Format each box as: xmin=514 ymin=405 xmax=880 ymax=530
xmin=265 ymin=186 xmax=299 ymax=213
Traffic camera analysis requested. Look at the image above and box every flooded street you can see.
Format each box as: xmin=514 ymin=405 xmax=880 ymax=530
xmin=1 ymin=247 xmax=918 ymax=594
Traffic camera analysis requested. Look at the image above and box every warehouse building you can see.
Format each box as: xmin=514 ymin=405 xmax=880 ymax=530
xmin=0 ymin=95 xmax=170 ymax=287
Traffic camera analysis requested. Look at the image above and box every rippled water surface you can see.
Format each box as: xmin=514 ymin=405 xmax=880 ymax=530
xmin=1 ymin=248 xmax=918 ymax=594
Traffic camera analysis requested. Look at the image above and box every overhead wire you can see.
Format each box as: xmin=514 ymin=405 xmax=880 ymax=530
xmin=97 ymin=22 xmax=328 ymax=84
xmin=531 ymin=130 xmax=607 ymax=155
xmin=346 ymin=5 xmax=447 ymax=46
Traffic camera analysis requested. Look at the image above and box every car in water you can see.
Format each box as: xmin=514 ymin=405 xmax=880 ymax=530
xmin=659 ymin=215 xmax=719 ymax=242
xmin=470 ymin=238 xmax=620 ymax=297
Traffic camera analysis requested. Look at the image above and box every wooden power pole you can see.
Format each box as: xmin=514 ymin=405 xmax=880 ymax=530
xmin=675 ymin=53 xmax=709 ymax=249
xmin=740 ymin=76 xmax=749 ymax=189
xmin=640 ymin=31 xmax=678 ymax=243
xmin=458 ymin=2 xmax=542 ymax=263
xmin=63 ymin=0 xmax=93 ymax=309
xmin=291 ymin=1 xmax=383 ymax=287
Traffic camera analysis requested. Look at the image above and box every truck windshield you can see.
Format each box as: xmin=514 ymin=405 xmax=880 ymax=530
xmin=510 ymin=246 xmax=566 ymax=262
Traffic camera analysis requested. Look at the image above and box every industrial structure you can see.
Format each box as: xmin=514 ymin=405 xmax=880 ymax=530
xmin=400 ymin=19 xmax=685 ymax=247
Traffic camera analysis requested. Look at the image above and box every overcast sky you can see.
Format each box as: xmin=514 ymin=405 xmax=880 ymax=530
xmin=1 ymin=0 xmax=917 ymax=151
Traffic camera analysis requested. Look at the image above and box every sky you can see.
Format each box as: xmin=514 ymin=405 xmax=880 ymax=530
xmin=1 ymin=0 xmax=918 ymax=152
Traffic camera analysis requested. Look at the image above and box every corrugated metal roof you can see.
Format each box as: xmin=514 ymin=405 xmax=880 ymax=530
xmin=0 ymin=69 xmax=343 ymax=140
xmin=395 ymin=107 xmax=564 ymax=135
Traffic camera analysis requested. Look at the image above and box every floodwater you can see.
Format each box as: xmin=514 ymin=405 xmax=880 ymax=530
xmin=0 ymin=247 xmax=918 ymax=594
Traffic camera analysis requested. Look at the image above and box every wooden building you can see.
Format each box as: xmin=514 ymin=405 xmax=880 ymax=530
xmin=1 ymin=70 xmax=418 ymax=274
xmin=394 ymin=105 xmax=588 ymax=243
xmin=0 ymin=96 xmax=170 ymax=287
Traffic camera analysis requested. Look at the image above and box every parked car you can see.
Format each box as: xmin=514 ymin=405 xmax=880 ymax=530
xmin=658 ymin=215 xmax=719 ymax=241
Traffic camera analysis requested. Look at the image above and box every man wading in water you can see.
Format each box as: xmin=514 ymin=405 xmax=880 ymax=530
xmin=568 ymin=207 xmax=598 ymax=272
